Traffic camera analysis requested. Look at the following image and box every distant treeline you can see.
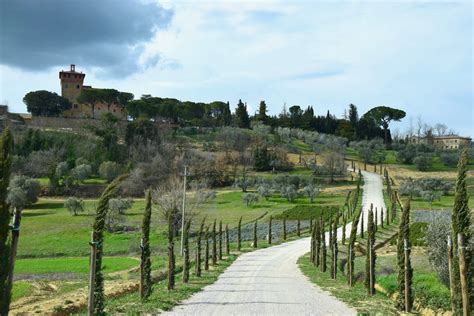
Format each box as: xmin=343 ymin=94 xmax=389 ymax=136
xmin=127 ymin=96 xmax=392 ymax=142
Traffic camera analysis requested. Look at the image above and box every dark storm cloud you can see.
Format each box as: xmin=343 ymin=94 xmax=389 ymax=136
xmin=0 ymin=0 xmax=173 ymax=76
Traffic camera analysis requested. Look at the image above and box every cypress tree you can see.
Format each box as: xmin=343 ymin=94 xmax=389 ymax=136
xmin=297 ymin=219 xmax=301 ymax=236
xmin=253 ymin=220 xmax=258 ymax=248
xmin=360 ymin=213 xmax=364 ymax=239
xmin=396 ymin=200 xmax=413 ymax=311
xmin=0 ymin=128 xmax=13 ymax=314
xmin=212 ymin=219 xmax=217 ymax=265
xmin=386 ymin=206 xmax=390 ymax=226
xmin=182 ymin=219 xmax=191 ymax=283
xmin=450 ymin=150 xmax=472 ymax=315
xmin=342 ymin=214 xmax=346 ymax=245
xmin=140 ymin=190 xmax=152 ymax=299
xmin=235 ymin=99 xmax=250 ymax=129
xmin=347 ymin=206 xmax=363 ymax=286
xmin=331 ymin=219 xmax=338 ymax=279
xmin=375 ymin=208 xmax=378 ymax=232
xmin=315 ymin=218 xmax=321 ymax=267
xmin=310 ymin=220 xmax=316 ymax=263
xmin=310 ymin=218 xmax=313 ymax=234
xmin=381 ymin=208 xmax=384 ymax=229
xmin=195 ymin=218 xmax=206 ymax=277
xmin=91 ymin=174 xmax=128 ymax=314
xmin=268 ymin=215 xmax=272 ymax=244
xmin=167 ymin=207 xmax=176 ymax=291
xmin=204 ymin=226 xmax=209 ymax=271
xmin=225 ymin=224 xmax=230 ymax=255
xmin=283 ymin=216 xmax=287 ymax=240
xmin=321 ymin=219 xmax=327 ymax=272
xmin=365 ymin=209 xmax=376 ymax=295
xmin=218 ymin=220 xmax=223 ymax=260
xmin=391 ymin=195 xmax=397 ymax=223
xmin=237 ymin=216 xmax=242 ymax=251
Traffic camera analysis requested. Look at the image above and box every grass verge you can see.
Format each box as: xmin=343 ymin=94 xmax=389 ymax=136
xmin=298 ymin=253 xmax=397 ymax=315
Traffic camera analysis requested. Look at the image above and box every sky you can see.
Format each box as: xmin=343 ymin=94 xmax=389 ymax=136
xmin=0 ymin=0 xmax=472 ymax=137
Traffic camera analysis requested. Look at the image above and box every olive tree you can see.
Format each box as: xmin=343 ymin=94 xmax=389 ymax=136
xmin=64 ymin=197 xmax=85 ymax=216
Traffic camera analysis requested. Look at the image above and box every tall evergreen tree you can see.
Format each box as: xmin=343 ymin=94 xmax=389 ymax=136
xmin=218 ymin=220 xmax=223 ymax=260
xmin=195 ymin=218 xmax=206 ymax=277
xmin=182 ymin=219 xmax=191 ymax=283
xmin=253 ymin=220 xmax=258 ymax=248
xmin=212 ymin=219 xmax=217 ymax=265
xmin=91 ymin=174 xmax=127 ymax=314
xmin=396 ymin=200 xmax=413 ymax=311
xmin=0 ymin=128 xmax=13 ymax=314
xmin=257 ymin=100 xmax=268 ymax=122
xmin=140 ymin=190 xmax=152 ymax=299
xmin=235 ymin=99 xmax=250 ymax=129
xmin=347 ymin=206 xmax=363 ymax=286
xmin=204 ymin=226 xmax=210 ymax=271
xmin=268 ymin=215 xmax=272 ymax=244
xmin=365 ymin=209 xmax=376 ymax=295
xmin=314 ymin=218 xmax=321 ymax=267
xmin=237 ymin=216 xmax=242 ymax=251
xmin=223 ymin=101 xmax=232 ymax=126
xmin=450 ymin=150 xmax=472 ymax=315
xmin=225 ymin=224 xmax=230 ymax=255
xmin=321 ymin=220 xmax=327 ymax=272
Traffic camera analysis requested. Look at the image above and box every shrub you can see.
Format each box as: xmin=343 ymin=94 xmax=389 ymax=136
xmin=99 ymin=161 xmax=121 ymax=182
xmin=413 ymin=154 xmax=432 ymax=171
xmin=257 ymin=184 xmax=271 ymax=200
xmin=424 ymin=213 xmax=450 ymax=286
xmin=280 ymin=184 xmax=298 ymax=202
xmin=439 ymin=152 xmax=459 ymax=167
xmin=409 ymin=222 xmax=427 ymax=246
xmin=108 ymin=198 xmax=133 ymax=215
xmin=70 ymin=164 xmax=92 ymax=182
xmin=242 ymin=193 xmax=259 ymax=207
xmin=6 ymin=176 xmax=40 ymax=209
xmin=64 ymin=197 xmax=85 ymax=216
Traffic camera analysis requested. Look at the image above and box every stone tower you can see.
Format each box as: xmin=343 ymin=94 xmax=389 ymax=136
xmin=59 ymin=64 xmax=85 ymax=105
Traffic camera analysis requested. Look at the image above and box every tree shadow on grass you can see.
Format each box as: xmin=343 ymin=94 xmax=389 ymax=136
xmin=28 ymin=202 xmax=64 ymax=210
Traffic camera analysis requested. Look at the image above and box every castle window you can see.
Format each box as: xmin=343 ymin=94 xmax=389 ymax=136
xmin=113 ymin=109 xmax=116 ymax=112
xmin=76 ymin=84 xmax=80 ymax=89
xmin=73 ymin=104 xmax=78 ymax=109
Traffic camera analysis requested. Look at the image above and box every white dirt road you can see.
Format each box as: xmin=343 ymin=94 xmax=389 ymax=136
xmin=163 ymin=171 xmax=385 ymax=316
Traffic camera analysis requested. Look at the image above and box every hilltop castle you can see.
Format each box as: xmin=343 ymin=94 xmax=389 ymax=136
xmin=59 ymin=64 xmax=127 ymax=119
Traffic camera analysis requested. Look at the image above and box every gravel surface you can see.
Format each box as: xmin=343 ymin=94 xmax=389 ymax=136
xmin=164 ymin=171 xmax=385 ymax=316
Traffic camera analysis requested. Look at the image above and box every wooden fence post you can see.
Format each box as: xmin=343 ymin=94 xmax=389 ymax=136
xmin=88 ymin=231 xmax=98 ymax=316
xmin=457 ymin=233 xmax=470 ymax=316
xmin=404 ymin=238 xmax=411 ymax=313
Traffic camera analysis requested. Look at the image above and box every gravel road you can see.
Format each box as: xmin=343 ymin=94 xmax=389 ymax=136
xmin=163 ymin=170 xmax=385 ymax=316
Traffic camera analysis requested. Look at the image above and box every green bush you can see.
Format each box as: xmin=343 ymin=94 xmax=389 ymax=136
xmin=409 ymin=222 xmax=427 ymax=246
xmin=274 ymin=205 xmax=337 ymax=220
xmin=377 ymin=273 xmax=450 ymax=311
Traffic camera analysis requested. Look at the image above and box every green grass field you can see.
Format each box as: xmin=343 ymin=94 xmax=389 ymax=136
xmin=15 ymin=256 xmax=139 ymax=275
xmin=298 ymin=254 xmax=398 ymax=314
